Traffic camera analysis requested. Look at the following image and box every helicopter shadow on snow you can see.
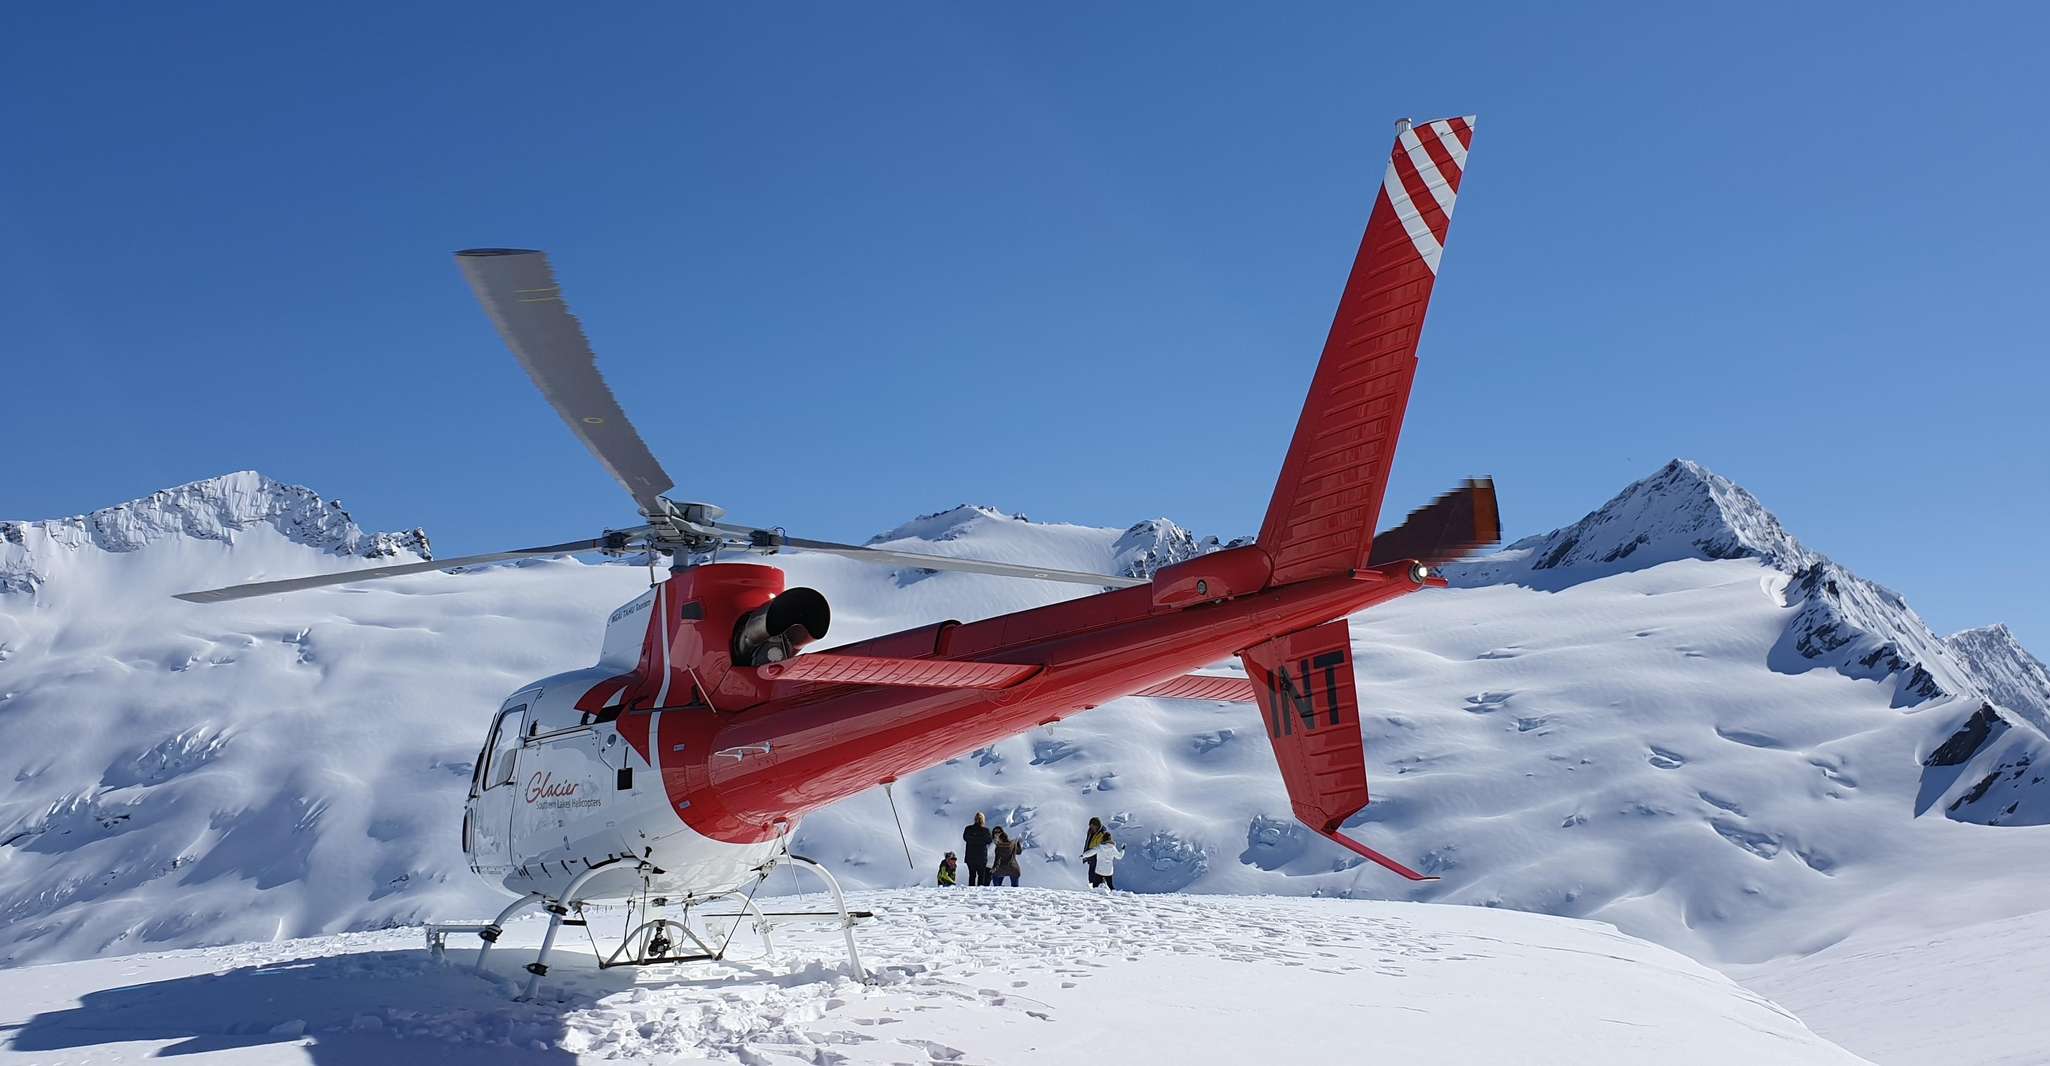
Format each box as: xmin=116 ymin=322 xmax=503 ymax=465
xmin=2 ymin=944 xmax=672 ymax=1064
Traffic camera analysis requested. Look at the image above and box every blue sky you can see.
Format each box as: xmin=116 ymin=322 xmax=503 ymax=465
xmin=4 ymin=4 xmax=2045 ymax=649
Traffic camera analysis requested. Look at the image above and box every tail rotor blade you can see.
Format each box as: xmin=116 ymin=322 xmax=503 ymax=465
xmin=1367 ymin=477 xmax=1501 ymax=568
xmin=173 ymin=538 xmax=603 ymax=603
xmin=456 ymin=249 xmax=677 ymax=516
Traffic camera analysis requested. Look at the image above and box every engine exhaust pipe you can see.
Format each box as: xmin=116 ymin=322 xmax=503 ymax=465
xmin=733 ymin=587 xmax=831 ymax=667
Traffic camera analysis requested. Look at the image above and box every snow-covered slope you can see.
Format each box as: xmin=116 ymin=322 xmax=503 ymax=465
xmin=1449 ymin=460 xmax=1974 ymax=707
xmin=1735 ymin=904 xmax=2050 ymax=1066
xmin=1445 ymin=459 xmax=2050 ymax=832
xmin=0 ymin=889 xmax=1871 ymax=1065
xmin=3 ymin=463 xmax=2047 ymax=1062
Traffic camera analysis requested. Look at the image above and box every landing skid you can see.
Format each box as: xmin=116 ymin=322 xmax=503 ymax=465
xmin=425 ymin=853 xmax=873 ymax=999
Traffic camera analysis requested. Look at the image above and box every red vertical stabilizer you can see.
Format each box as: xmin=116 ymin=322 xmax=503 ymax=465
xmin=1242 ymin=620 xmax=1436 ymax=881
xmin=1258 ymin=116 xmax=1476 ymax=586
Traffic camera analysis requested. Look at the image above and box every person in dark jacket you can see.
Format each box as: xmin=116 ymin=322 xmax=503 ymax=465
xmin=1083 ymin=816 xmax=1108 ymax=887
xmin=936 ymin=851 xmax=959 ymax=886
xmin=990 ymin=826 xmax=1022 ymax=886
xmin=962 ymin=812 xmax=994 ymax=886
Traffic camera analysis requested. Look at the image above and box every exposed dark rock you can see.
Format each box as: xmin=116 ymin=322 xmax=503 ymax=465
xmin=1926 ymin=704 xmax=2006 ymax=768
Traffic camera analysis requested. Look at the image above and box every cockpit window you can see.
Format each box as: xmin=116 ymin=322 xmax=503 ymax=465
xmin=482 ymin=704 xmax=526 ymax=789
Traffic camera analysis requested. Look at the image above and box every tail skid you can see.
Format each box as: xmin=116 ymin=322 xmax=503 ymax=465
xmin=1317 ymin=827 xmax=1437 ymax=882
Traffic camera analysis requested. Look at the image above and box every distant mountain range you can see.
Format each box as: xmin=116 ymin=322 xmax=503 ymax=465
xmin=2 ymin=460 xmax=2046 ymax=973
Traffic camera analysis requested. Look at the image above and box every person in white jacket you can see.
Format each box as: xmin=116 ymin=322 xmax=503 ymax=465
xmin=1081 ymin=833 xmax=1125 ymax=891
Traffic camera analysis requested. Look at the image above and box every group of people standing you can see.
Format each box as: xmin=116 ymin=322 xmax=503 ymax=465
xmin=936 ymin=812 xmax=1125 ymax=890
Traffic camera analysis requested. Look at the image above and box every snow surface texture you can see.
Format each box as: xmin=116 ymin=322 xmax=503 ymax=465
xmin=0 ymin=889 xmax=1870 ymax=1065
xmin=3 ymin=462 xmax=2049 ymax=1064
xmin=1734 ymin=905 xmax=2050 ymax=1066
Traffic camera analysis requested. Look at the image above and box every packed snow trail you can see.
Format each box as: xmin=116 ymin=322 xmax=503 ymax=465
xmin=0 ymin=889 xmax=1868 ymax=1065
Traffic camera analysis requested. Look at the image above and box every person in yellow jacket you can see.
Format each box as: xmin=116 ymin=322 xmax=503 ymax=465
xmin=1083 ymin=817 xmax=1108 ymax=886
xmin=936 ymin=851 xmax=960 ymax=886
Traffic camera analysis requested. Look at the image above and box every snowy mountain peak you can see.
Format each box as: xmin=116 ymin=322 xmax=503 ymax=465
xmin=1 ymin=472 xmax=430 ymax=596
xmin=1110 ymin=518 xmax=1232 ymax=579
xmin=1442 ymin=460 xmax=2010 ymax=719
xmin=867 ymin=505 xmax=1026 ymax=545
xmin=1455 ymin=459 xmax=1816 ymax=586
xmin=1945 ymin=623 xmax=2050 ymax=738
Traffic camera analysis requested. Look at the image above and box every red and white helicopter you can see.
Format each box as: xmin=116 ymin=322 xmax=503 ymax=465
xmin=178 ymin=116 xmax=1495 ymax=997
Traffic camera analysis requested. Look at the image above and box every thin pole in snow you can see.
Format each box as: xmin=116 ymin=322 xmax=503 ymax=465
xmin=882 ymin=779 xmax=914 ymax=870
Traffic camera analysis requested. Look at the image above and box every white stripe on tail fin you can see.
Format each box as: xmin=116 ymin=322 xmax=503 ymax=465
xmin=1255 ymin=115 xmax=1475 ymax=586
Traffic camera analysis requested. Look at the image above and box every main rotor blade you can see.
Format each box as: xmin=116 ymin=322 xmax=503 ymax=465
xmin=720 ymin=525 xmax=1145 ymax=588
xmin=456 ymin=249 xmax=676 ymax=516
xmin=173 ymin=539 xmax=603 ymax=603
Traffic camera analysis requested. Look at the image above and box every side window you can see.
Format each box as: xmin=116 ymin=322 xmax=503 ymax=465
xmin=482 ymin=705 xmax=527 ymax=789
xmin=524 ymin=695 xmax=592 ymax=740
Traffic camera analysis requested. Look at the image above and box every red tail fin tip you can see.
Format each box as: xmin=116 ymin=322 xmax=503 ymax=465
xmin=1257 ymin=116 xmax=1475 ymax=586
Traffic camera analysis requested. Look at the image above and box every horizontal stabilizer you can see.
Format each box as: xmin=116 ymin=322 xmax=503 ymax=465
xmin=1133 ymin=673 xmax=1259 ymax=703
xmin=1367 ymin=477 xmax=1501 ymax=568
xmin=758 ymin=653 xmax=1040 ymax=690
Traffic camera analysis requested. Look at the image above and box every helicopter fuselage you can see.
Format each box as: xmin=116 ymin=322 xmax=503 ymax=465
xmin=462 ymin=552 xmax=1432 ymax=902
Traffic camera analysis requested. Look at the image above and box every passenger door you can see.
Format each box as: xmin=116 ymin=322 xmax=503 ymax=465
xmin=509 ymin=696 xmax=614 ymax=864
xmin=466 ymin=701 xmax=529 ymax=873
